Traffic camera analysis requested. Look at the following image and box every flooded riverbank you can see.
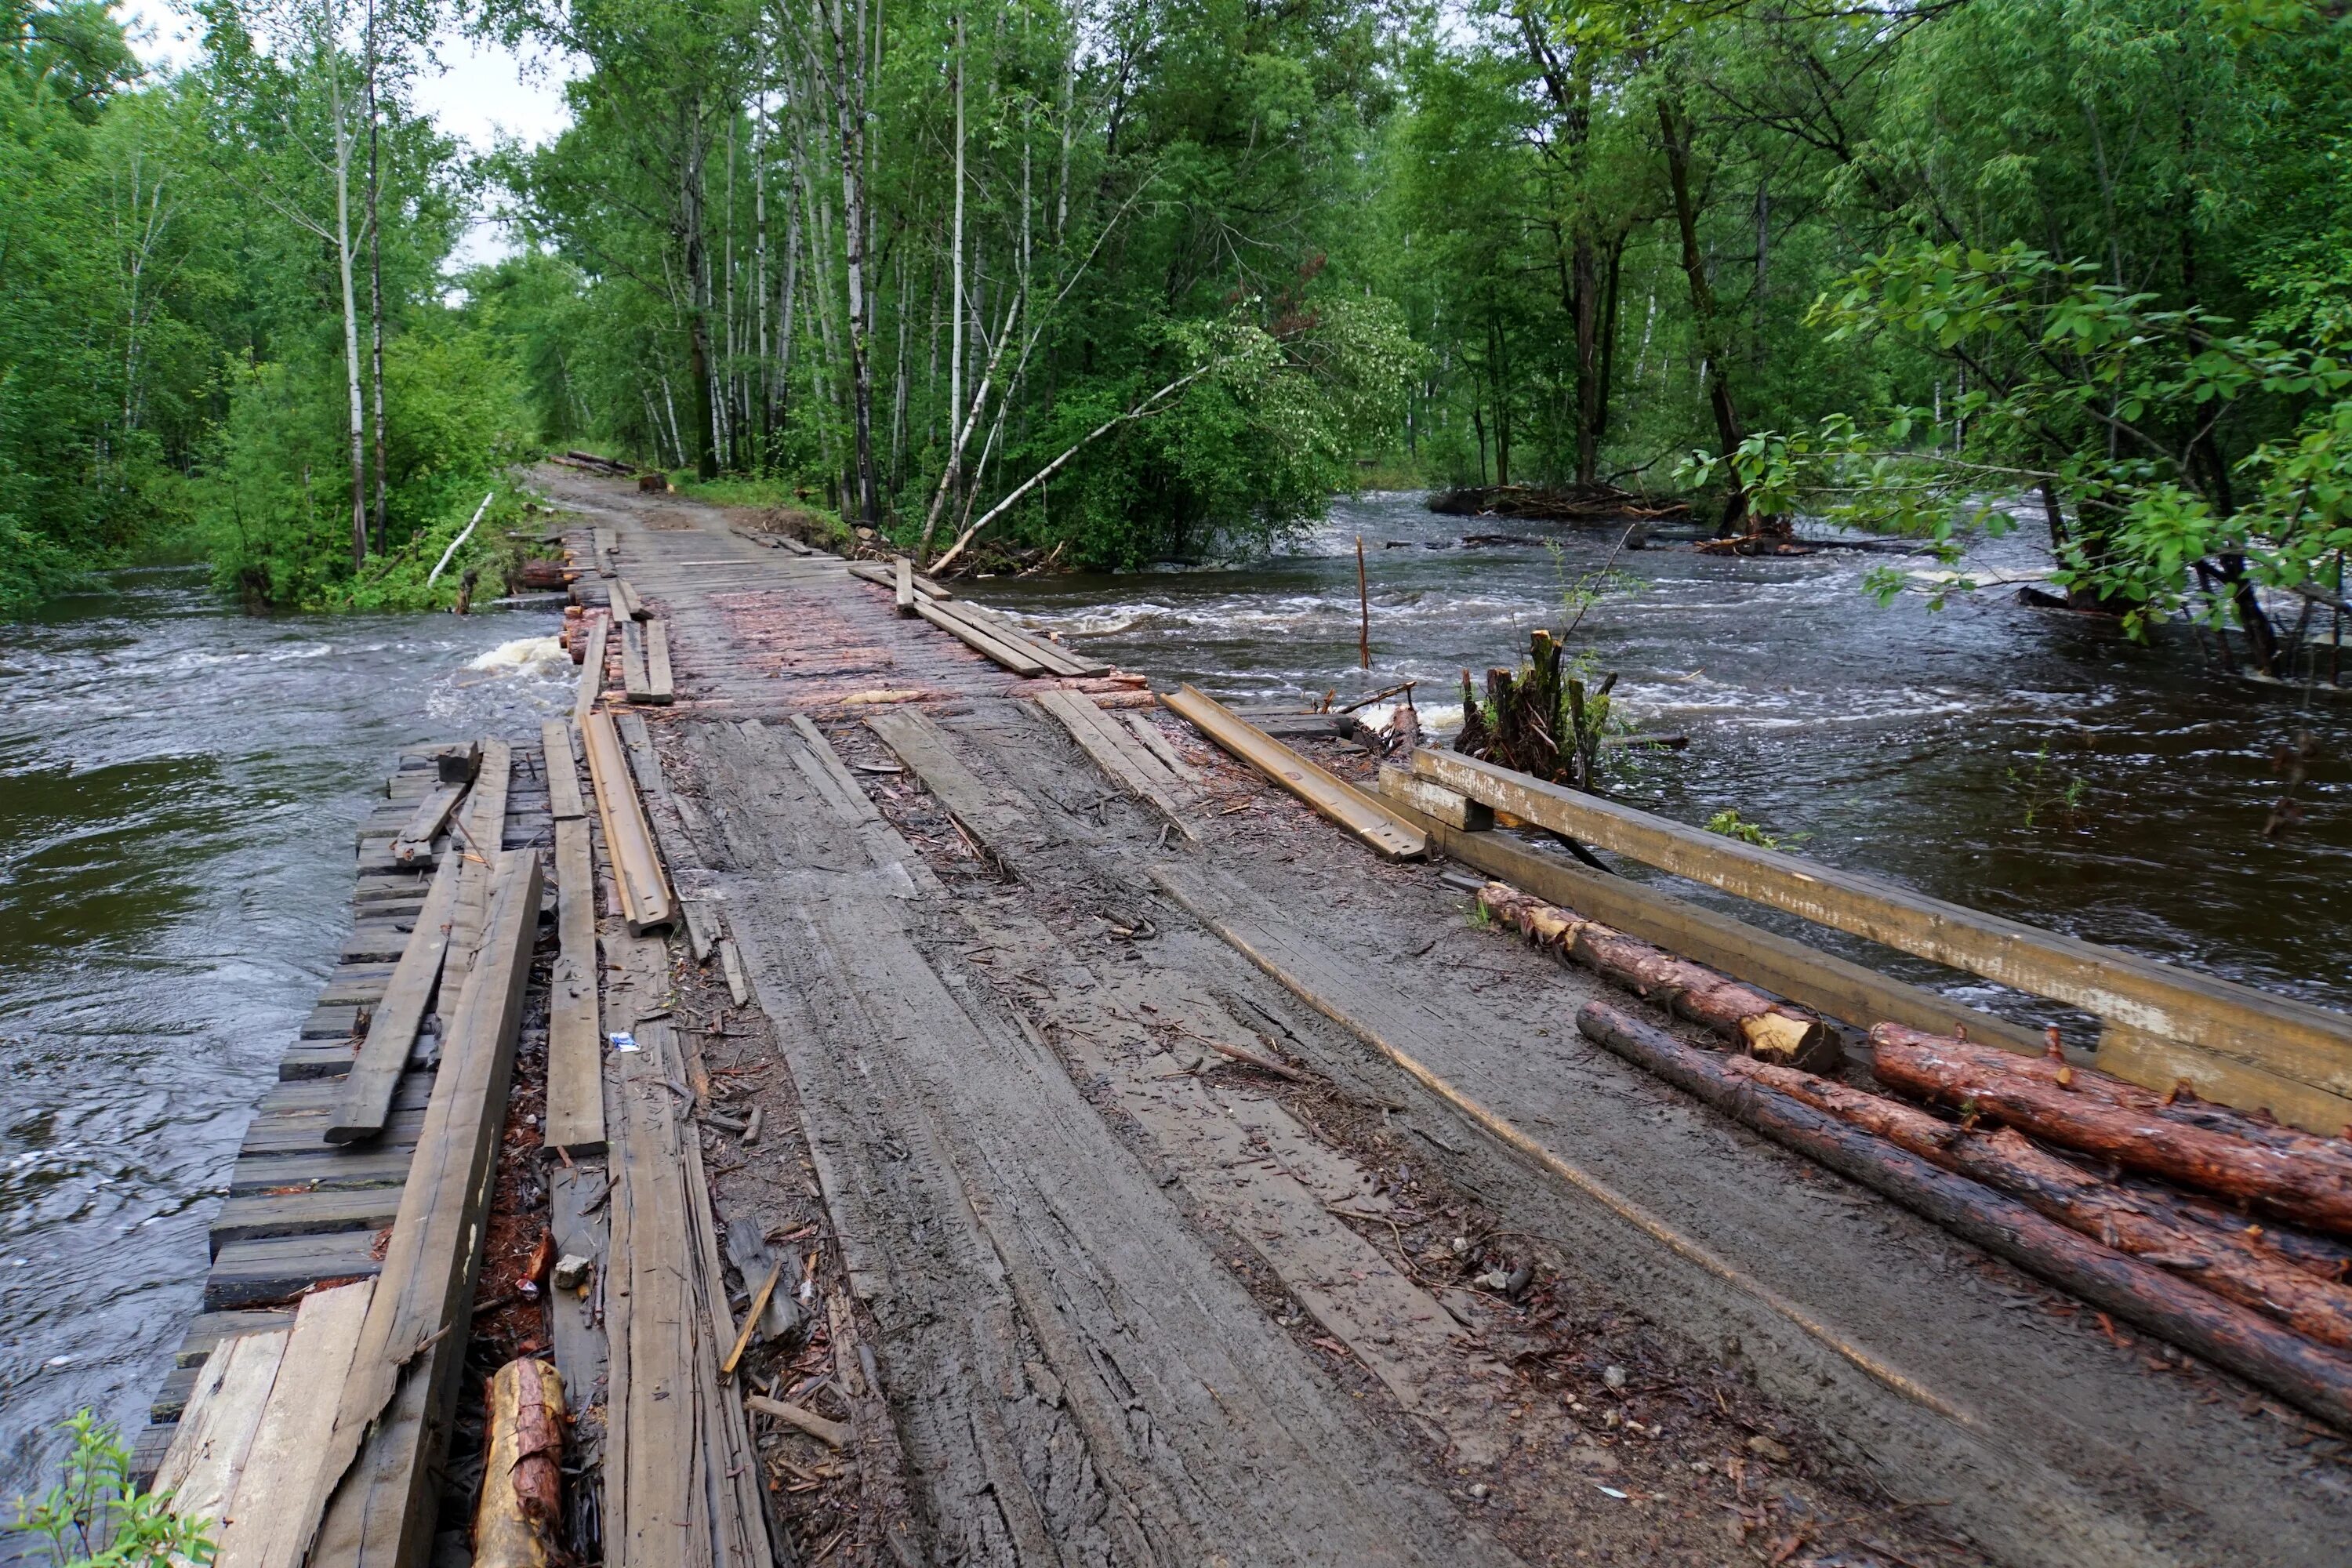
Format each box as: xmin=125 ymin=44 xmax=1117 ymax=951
xmin=0 ymin=570 xmax=566 ymax=1506
xmin=977 ymin=492 xmax=2352 ymax=1022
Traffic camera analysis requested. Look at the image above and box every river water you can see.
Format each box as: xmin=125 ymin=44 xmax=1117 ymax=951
xmin=2 ymin=500 xmax=2347 ymax=1516
xmin=0 ymin=570 xmax=567 ymax=1512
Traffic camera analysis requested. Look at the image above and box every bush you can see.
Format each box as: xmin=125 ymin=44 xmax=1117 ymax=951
xmin=6 ymin=1413 xmax=216 ymax=1566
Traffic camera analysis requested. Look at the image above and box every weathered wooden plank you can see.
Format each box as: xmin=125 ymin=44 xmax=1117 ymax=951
xmin=212 ymin=1185 xmax=405 ymax=1250
xmin=239 ymin=1105 xmax=425 ymax=1156
xmin=176 ymin=1310 xmax=297 ymax=1367
xmin=895 ymin=554 xmax=915 ymax=615
xmin=157 ymin=1327 xmax=290 ymax=1534
xmin=1035 ymin=688 xmax=1200 ymax=841
xmin=848 ymin=557 xmax=953 ymax=599
xmin=546 ymin=816 xmax=605 ymax=1154
xmin=575 ymin=610 xmax=611 ymax=723
xmin=611 ymin=576 xmax=647 ymax=620
xmin=865 ymin=706 xmax=1025 ymax=840
xmin=543 ymin=718 xmax=586 ymax=821
xmin=913 ymin=597 xmax=1046 ymax=675
xmin=593 ymin=525 xmax=617 ymax=576
xmin=389 ymin=783 xmax=463 ymax=865
xmin=227 ymin=1142 xmax=416 ymax=1196
xmin=643 ymin=618 xmax=674 ymax=704
xmin=1379 ymin=793 xmax=2047 ymax=1059
xmin=214 ymin=1281 xmax=373 ymax=1568
xmin=328 ymin=855 xmax=459 ymax=1143
xmin=434 ymin=739 xmax=513 ymax=1041
xmin=583 ymin=710 xmax=675 ymax=933
xmin=932 ymin=596 xmax=1108 ymax=677
xmin=434 ymin=742 xmax=482 ymax=786
xmin=547 ymin=1162 xmax=610 ymax=1421
xmin=305 ymin=851 xmax=545 ymax=1566
xmin=1123 ymin=710 xmax=1202 ymax=782
xmin=1166 ymin=684 xmax=1425 ymax=862
xmin=620 ymin=617 xmax=652 ymax=702
xmin=1376 ymin=764 xmax=1492 ymax=831
xmin=205 ymin=1232 xmax=384 ymax=1310
xmin=1414 ymin=747 xmax=2352 ymax=1127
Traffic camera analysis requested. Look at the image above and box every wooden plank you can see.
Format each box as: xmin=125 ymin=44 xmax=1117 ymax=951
xmin=1413 ymin=747 xmax=2352 ymax=1126
xmin=215 ymin=1281 xmax=373 ymax=1568
xmin=718 ymin=938 xmax=750 ymax=1007
xmin=543 ymin=718 xmax=586 ymax=820
xmin=212 ymin=1186 xmax=405 ymax=1249
xmin=574 ymin=610 xmax=611 ymax=724
xmin=1123 ymin=711 xmax=1201 ymax=782
xmin=593 ymin=525 xmax=616 ymax=577
xmin=895 ymin=554 xmax=915 ymax=615
xmin=158 ymin=1327 xmax=290 ymax=1534
xmin=849 ymin=557 xmax=953 ymax=598
xmin=620 ymin=618 xmax=653 ymax=702
xmin=1164 ymin=684 xmax=1426 ymax=862
xmin=389 ymin=783 xmax=463 ymax=864
xmin=611 ymin=576 xmax=647 ymax=621
xmin=932 ymin=596 xmax=1108 ymax=677
xmin=434 ymin=742 xmax=481 ymax=786
xmin=204 ymin=1232 xmax=383 ymax=1310
xmin=546 ymin=816 xmax=605 ymax=1154
xmin=1377 ymin=764 xmax=1491 ymax=831
xmin=228 ymin=1143 xmax=418 ymax=1196
xmin=2095 ymin=1023 xmax=2352 ymax=1145
xmin=305 ymin=851 xmax=545 ymax=1566
xmin=177 ymin=1310 xmax=297 ymax=1367
xmin=865 ymin=706 xmax=1025 ymax=840
xmin=434 ymin=740 xmax=512 ymax=1042
xmin=547 ymin=1163 xmax=610 ymax=1420
xmin=1035 ymin=689 xmax=1200 ymax=841
xmin=328 ymin=853 xmax=460 ymax=1143
xmin=643 ymin=618 xmax=674 ymax=704
xmin=583 ymin=710 xmax=676 ymax=933
xmin=1381 ymin=793 xmax=2047 ymax=1059
xmin=913 ymin=596 xmax=1046 ymax=674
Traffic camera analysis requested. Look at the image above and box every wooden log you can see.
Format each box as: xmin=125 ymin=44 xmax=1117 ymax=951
xmin=573 ymin=610 xmax=609 ymax=724
xmin=1577 ymin=1000 xmax=2352 ymax=1433
xmin=1745 ymin=1060 xmax=2352 ymax=1349
xmin=1164 ymin=684 xmax=1426 ymax=861
xmin=390 ymin=782 xmax=464 ymax=864
xmin=895 ymin=555 xmax=915 ymax=615
xmin=472 ymin=1359 xmax=564 ymax=1568
xmin=434 ymin=742 xmax=482 ymax=786
xmin=1869 ymin=1024 xmax=2352 ymax=1235
xmin=583 ymin=708 xmax=676 ymax=933
xmin=1416 ymin=746 xmax=2352 ymax=1131
xmin=544 ymin=817 xmax=604 ymax=1155
xmin=541 ymin=720 xmax=585 ymax=821
xmin=303 ymin=851 xmax=546 ymax=1566
xmin=328 ymin=853 xmax=460 ymax=1143
xmin=434 ymin=741 xmax=512 ymax=1044
xmin=643 ymin=619 xmax=674 ymax=704
xmin=1477 ymin=880 xmax=1837 ymax=1069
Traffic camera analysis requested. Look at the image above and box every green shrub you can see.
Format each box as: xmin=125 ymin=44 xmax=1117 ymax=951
xmin=7 ymin=1413 xmax=216 ymax=1566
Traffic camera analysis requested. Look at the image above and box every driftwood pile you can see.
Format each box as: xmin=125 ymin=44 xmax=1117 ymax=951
xmin=1427 ymin=483 xmax=1691 ymax=523
xmin=1468 ymin=875 xmax=2352 ymax=1428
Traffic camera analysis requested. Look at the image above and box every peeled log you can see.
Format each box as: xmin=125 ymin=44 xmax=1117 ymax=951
xmin=474 ymin=1359 xmax=564 ymax=1568
xmin=1734 ymin=1056 xmax=2352 ymax=1351
xmin=1479 ymin=881 xmax=1838 ymax=1069
xmin=1871 ymin=1024 xmax=2352 ymax=1236
xmin=1578 ymin=1000 xmax=2352 ymax=1432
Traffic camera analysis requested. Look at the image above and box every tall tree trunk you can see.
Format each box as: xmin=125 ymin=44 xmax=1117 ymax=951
xmin=331 ymin=74 xmax=366 ymax=571
xmin=680 ymin=104 xmax=718 ymax=480
xmin=822 ymin=0 xmax=879 ymax=527
xmin=1658 ymin=96 xmax=1754 ymax=537
xmin=1571 ymin=233 xmax=1599 ymax=487
xmin=365 ymin=0 xmax=387 ymax=556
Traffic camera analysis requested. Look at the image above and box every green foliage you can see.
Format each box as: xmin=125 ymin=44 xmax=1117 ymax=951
xmin=7 ymin=1412 xmax=216 ymax=1566
xmin=1704 ymin=809 xmax=1806 ymax=850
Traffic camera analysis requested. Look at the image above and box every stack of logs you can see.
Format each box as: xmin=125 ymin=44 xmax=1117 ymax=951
xmin=1475 ymin=877 xmax=2352 ymax=1431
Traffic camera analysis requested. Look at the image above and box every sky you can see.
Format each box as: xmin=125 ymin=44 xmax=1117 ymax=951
xmin=118 ymin=2 xmax=580 ymax=266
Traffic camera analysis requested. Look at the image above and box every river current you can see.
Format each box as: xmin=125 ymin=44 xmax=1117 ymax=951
xmin=2 ymin=496 xmax=2347 ymax=1515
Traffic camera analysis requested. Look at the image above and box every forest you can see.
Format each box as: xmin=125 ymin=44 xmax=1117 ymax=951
xmin=2 ymin=0 xmax=2348 ymax=659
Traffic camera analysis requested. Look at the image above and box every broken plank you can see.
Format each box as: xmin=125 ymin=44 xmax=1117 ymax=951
xmin=546 ymin=816 xmax=605 ymax=1155
xmin=1164 ymin=684 xmax=1426 ymax=862
xmin=543 ymin=718 xmax=585 ymax=820
xmin=1035 ymin=688 xmax=1200 ymax=841
xmin=305 ymin=851 xmax=545 ymax=1566
xmin=848 ymin=557 xmax=953 ymax=599
xmin=584 ymin=710 xmax=676 ymax=933
xmin=328 ymin=852 xmax=460 ymax=1143
xmin=390 ymin=782 xmax=465 ymax=864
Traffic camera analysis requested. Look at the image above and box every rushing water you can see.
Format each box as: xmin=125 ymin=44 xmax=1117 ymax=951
xmin=0 ymin=570 xmax=568 ymax=1512
xmin=978 ymin=492 xmax=2352 ymax=1025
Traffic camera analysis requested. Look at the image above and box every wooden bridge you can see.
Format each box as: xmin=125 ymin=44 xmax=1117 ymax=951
xmin=132 ymin=465 xmax=2352 ymax=1568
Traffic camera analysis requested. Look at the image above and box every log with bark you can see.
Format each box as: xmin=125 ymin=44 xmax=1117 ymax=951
xmin=2150 ymin=1185 xmax=2352 ymax=1283
xmin=473 ymin=1358 xmax=564 ymax=1568
xmin=1735 ymin=1055 xmax=2352 ymax=1350
xmin=1870 ymin=1024 xmax=2352 ymax=1235
xmin=1577 ymin=1000 xmax=2352 ymax=1432
xmin=1479 ymin=881 xmax=1838 ymax=1069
